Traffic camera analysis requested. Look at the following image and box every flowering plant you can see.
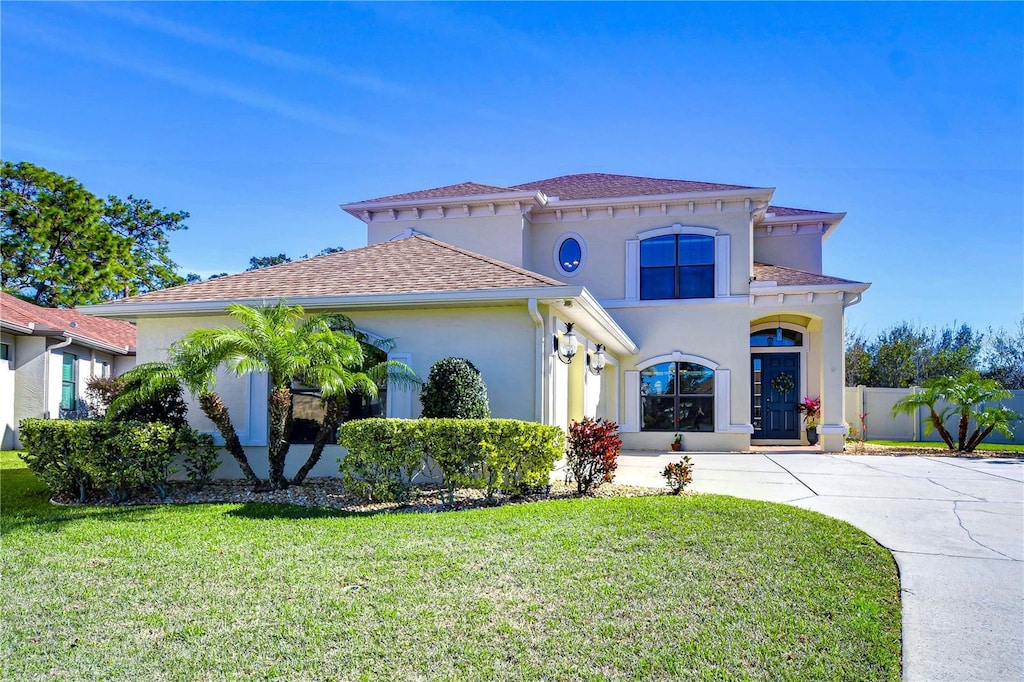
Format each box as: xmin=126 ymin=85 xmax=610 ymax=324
xmin=796 ymin=396 xmax=821 ymax=429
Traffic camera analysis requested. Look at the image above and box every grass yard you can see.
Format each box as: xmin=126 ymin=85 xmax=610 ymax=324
xmin=1 ymin=451 xmax=901 ymax=681
xmin=866 ymin=439 xmax=1024 ymax=453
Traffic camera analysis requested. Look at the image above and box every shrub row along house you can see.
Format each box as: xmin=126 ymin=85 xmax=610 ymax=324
xmin=83 ymin=173 xmax=869 ymax=478
xmin=1 ymin=292 xmax=136 ymax=449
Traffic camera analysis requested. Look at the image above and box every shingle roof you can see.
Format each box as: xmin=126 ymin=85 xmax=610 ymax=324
xmin=0 ymin=292 xmax=136 ymax=350
xmin=351 ymin=172 xmax=762 ymax=206
xmin=765 ymin=205 xmax=831 ymax=217
xmin=101 ymin=235 xmax=566 ymax=306
xmin=511 ymin=173 xmax=756 ymax=200
xmin=363 ymin=182 xmax=519 ymax=203
xmin=753 ymin=262 xmax=862 ymax=287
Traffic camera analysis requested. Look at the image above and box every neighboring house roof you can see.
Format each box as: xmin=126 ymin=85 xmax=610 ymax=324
xmin=752 ymin=262 xmax=862 ymax=287
xmin=96 ymin=235 xmax=566 ymax=306
xmin=0 ymin=292 xmax=136 ymax=352
xmin=511 ymin=173 xmax=756 ymax=200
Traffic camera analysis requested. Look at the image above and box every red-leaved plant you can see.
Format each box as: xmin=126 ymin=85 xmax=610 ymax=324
xmin=565 ymin=417 xmax=622 ymax=495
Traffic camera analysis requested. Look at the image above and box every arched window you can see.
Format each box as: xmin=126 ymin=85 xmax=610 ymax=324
xmin=640 ymin=361 xmax=714 ymax=431
xmin=750 ymin=328 xmax=803 ymax=347
xmin=640 ymin=234 xmax=714 ymax=299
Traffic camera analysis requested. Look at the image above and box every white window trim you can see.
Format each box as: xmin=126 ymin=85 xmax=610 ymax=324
xmin=553 ymin=232 xmax=587 ymax=278
xmin=623 ymin=352 xmax=751 ymax=434
xmin=387 ymin=352 xmax=415 ymax=418
xmin=625 ymin=224 xmax=731 ymax=301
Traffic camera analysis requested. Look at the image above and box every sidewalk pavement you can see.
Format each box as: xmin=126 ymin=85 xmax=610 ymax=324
xmin=613 ymin=451 xmax=1024 ymax=682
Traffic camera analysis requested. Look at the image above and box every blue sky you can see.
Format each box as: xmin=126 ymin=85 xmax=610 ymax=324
xmin=3 ymin=2 xmax=1021 ymax=337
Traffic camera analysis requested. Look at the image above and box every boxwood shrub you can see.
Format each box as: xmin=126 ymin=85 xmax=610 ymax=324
xmin=337 ymin=418 xmax=563 ymax=505
xmin=18 ymin=418 xmax=211 ymax=503
xmin=419 ymin=358 xmax=490 ymax=418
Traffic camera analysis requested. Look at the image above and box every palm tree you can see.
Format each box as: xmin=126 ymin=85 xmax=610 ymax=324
xmin=290 ymin=328 xmax=419 ymax=485
xmin=892 ymin=371 xmax=1020 ymax=452
xmin=110 ymin=349 xmax=260 ymax=485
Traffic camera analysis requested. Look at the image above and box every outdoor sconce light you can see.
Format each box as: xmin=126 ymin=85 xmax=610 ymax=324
xmin=554 ymin=321 xmax=579 ymax=365
xmin=587 ymin=344 xmax=606 ymax=376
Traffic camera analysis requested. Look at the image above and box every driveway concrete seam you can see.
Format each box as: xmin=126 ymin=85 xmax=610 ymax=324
xmin=925 ymin=456 xmax=1024 ymax=482
xmin=952 ymin=500 xmax=1018 ymax=561
xmin=926 ymin=478 xmax=985 ymax=501
xmin=762 ymin=455 xmax=819 ymax=497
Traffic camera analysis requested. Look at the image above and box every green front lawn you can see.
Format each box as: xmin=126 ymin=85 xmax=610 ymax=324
xmin=1 ymin=451 xmax=901 ymax=680
xmin=866 ymin=439 xmax=1024 ymax=453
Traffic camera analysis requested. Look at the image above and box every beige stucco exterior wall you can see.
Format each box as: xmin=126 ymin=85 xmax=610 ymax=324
xmin=134 ymin=304 xmax=541 ymax=479
xmin=526 ymin=210 xmax=755 ymax=300
xmin=753 ymin=234 xmax=823 ymax=273
xmin=366 ymin=214 xmax=530 ymax=267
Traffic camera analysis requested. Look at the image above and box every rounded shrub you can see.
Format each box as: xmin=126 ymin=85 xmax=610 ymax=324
xmin=419 ymin=357 xmax=490 ymax=419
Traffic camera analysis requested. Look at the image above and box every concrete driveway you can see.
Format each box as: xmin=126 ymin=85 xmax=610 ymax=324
xmin=614 ymin=451 xmax=1024 ymax=682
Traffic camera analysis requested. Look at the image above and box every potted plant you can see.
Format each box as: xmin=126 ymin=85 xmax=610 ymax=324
xmin=670 ymin=433 xmax=683 ymax=451
xmin=796 ymin=397 xmax=821 ymax=445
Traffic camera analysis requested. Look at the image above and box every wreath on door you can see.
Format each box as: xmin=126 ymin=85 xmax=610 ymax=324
xmin=771 ymin=372 xmax=795 ymax=395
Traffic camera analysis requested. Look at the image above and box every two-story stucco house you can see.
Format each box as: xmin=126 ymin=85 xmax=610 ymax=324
xmin=84 ymin=173 xmax=868 ymax=478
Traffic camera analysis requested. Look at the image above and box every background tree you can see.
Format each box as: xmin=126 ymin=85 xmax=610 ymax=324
xmin=246 ymin=247 xmax=346 ymax=271
xmin=247 ymin=254 xmax=292 ymax=270
xmin=845 ymin=322 xmax=984 ymax=387
xmin=982 ymin=317 xmax=1024 ymax=389
xmin=1 ymin=161 xmax=188 ymax=306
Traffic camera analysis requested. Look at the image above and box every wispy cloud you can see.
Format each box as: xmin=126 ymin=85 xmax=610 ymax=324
xmin=12 ymin=18 xmax=376 ymax=139
xmin=80 ymin=3 xmax=409 ymax=97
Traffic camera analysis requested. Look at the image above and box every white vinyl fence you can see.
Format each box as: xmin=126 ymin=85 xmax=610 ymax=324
xmin=844 ymin=386 xmax=1024 ymax=445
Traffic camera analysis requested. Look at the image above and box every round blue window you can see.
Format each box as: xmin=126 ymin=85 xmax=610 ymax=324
xmin=558 ymin=238 xmax=582 ymax=273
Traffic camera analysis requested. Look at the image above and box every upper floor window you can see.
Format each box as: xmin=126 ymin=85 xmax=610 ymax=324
xmin=640 ymin=234 xmax=714 ymax=299
xmin=554 ymin=232 xmax=586 ymax=277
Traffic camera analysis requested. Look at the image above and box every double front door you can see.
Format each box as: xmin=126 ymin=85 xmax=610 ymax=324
xmin=751 ymin=353 xmax=800 ymax=439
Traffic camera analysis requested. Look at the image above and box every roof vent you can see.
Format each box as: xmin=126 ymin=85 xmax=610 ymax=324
xmin=69 ymin=321 xmax=77 ymax=328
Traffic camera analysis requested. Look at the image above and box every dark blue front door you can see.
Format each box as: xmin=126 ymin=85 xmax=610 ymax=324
xmin=752 ymin=353 xmax=800 ymax=439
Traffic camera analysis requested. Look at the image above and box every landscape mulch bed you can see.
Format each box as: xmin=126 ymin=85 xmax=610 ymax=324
xmin=843 ymin=443 xmax=1024 ymax=459
xmin=51 ymin=479 xmax=671 ymax=513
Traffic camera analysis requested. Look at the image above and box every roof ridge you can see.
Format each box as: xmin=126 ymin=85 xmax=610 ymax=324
xmin=411 ymin=235 xmax=564 ymax=286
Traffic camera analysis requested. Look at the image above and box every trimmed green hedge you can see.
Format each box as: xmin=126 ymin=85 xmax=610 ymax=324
xmin=337 ymin=418 xmax=563 ymax=504
xmin=18 ymin=419 xmax=211 ymax=503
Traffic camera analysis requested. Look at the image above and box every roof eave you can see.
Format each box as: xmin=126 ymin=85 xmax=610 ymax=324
xmin=81 ymin=286 xmax=583 ymax=318
xmin=750 ymin=281 xmax=871 ymax=295
xmin=341 ymin=190 xmax=548 ymax=219
xmin=760 ymin=212 xmax=846 ymax=242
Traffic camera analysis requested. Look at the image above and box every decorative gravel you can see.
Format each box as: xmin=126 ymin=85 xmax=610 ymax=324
xmin=52 ymin=479 xmax=671 ymax=512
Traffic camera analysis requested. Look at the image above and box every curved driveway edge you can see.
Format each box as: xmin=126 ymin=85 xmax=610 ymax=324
xmin=614 ymin=451 xmax=1024 ymax=682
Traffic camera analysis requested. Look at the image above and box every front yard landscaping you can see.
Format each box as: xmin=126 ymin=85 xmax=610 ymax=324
xmin=1 ymin=451 xmax=901 ymax=680
xmin=856 ymin=440 xmax=1024 ymax=458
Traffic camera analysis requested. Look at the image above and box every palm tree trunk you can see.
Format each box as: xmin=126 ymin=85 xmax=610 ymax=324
xmin=964 ymin=425 xmax=995 ymax=453
xmin=266 ymin=386 xmax=292 ymax=489
xmin=929 ymin=409 xmax=955 ymax=450
xmin=957 ymin=409 xmax=970 ymax=451
xmin=198 ymin=391 xmax=260 ymax=486
xmin=292 ymin=395 xmax=346 ymax=486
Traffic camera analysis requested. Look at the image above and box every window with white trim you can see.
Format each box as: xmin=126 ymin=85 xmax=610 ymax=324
xmin=640 ymin=361 xmax=714 ymax=431
xmin=640 ymin=234 xmax=714 ymax=299
xmin=553 ymin=232 xmax=586 ymax=277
